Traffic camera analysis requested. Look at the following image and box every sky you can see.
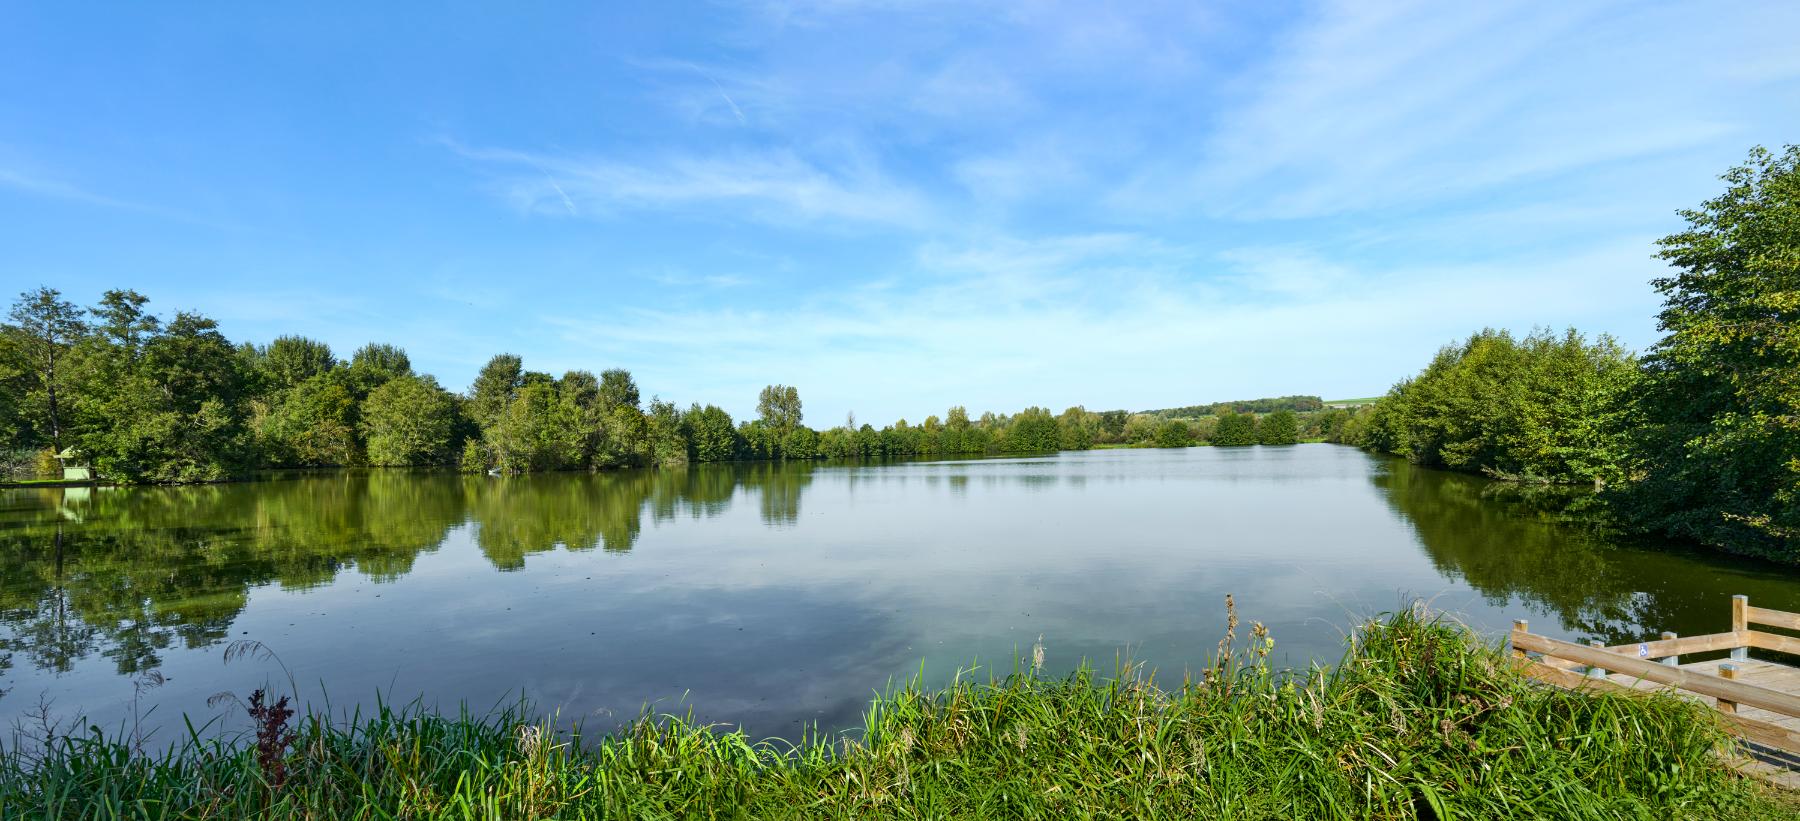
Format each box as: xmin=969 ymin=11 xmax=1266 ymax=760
xmin=3 ymin=1 xmax=1798 ymax=425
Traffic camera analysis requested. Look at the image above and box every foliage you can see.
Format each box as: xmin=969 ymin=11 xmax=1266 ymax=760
xmin=362 ymin=375 xmax=459 ymax=466
xmin=255 ymin=374 xmax=361 ymax=467
xmin=1212 ymin=412 xmax=1258 ymax=446
xmin=31 ymin=447 xmax=61 ymax=479
xmin=1612 ymin=145 xmax=1800 ymax=560
xmin=756 ymin=384 xmax=803 ymax=431
xmin=1004 ymin=406 xmax=1062 ymax=453
xmin=1153 ymin=419 xmax=1191 ymax=448
xmin=1258 ymin=409 xmax=1299 ymax=445
xmin=1 ymin=609 xmax=1786 ymax=819
xmin=1144 ymin=395 xmax=1324 ymax=419
xmin=260 ymin=336 xmax=336 ymax=391
xmin=468 ymin=354 xmax=524 ymax=432
xmin=684 ymin=404 xmax=741 ymax=463
xmin=3 ymin=287 xmax=87 ymax=451
xmin=1360 ymin=328 xmax=1636 ymax=484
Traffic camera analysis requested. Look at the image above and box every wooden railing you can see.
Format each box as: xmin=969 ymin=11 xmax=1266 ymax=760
xmin=1509 ymin=595 xmax=1800 ymax=757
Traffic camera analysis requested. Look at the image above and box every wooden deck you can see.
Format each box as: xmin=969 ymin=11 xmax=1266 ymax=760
xmin=1511 ymin=596 xmax=1800 ymax=789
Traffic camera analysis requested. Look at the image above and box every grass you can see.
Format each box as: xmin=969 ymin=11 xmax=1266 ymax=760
xmin=2 ymin=607 xmax=1795 ymax=820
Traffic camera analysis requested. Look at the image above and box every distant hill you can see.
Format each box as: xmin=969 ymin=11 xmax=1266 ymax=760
xmin=1141 ymin=395 xmax=1325 ymax=418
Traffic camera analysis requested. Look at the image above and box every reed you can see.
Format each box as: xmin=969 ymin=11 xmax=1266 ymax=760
xmin=2 ymin=607 xmax=1794 ymax=819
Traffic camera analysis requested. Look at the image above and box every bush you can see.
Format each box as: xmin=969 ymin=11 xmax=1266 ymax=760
xmin=1212 ymin=412 xmax=1258 ymax=446
xmin=1153 ymin=419 xmax=1192 ymax=447
xmin=1258 ymin=410 xmax=1299 ymax=445
xmin=32 ymin=446 xmax=60 ymax=479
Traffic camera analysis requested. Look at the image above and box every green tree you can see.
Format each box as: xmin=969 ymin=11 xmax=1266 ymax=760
xmin=83 ymin=312 xmax=253 ymax=482
xmin=1056 ymin=406 xmax=1097 ymax=450
xmin=262 ymin=336 xmax=336 ymax=390
xmin=1097 ymin=410 xmax=1130 ymax=443
xmin=346 ymin=343 xmax=411 ymax=395
xmin=757 ymin=384 xmax=803 ymax=431
xmin=363 ymin=374 xmax=460 ymax=466
xmin=468 ymin=354 xmax=524 ymax=430
xmin=1212 ymin=412 xmax=1258 ymax=446
xmin=5 ymin=287 xmax=88 ymax=451
xmin=1360 ymin=328 xmax=1634 ymax=483
xmin=486 ymin=383 xmax=568 ymax=473
xmin=260 ymin=373 xmax=360 ymax=466
xmin=684 ymin=404 xmax=740 ymax=462
xmin=1616 ymin=146 xmax=1800 ymax=559
xmin=599 ymin=368 xmax=640 ymax=411
xmin=1004 ymin=407 xmax=1062 ymax=453
xmin=1259 ymin=410 xmax=1300 ymax=445
xmin=646 ymin=398 xmax=688 ymax=467
xmin=1153 ymin=419 xmax=1192 ymax=448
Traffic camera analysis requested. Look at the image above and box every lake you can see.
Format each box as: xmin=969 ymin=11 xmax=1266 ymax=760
xmin=3 ymin=444 xmax=1796 ymax=744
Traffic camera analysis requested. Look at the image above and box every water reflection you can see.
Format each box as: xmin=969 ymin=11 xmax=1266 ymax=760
xmin=1375 ymin=459 xmax=1800 ymax=643
xmin=0 ymin=465 xmax=817 ymax=678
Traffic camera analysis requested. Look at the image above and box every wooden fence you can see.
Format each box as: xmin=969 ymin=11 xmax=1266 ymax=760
xmin=1509 ymin=595 xmax=1800 ymax=758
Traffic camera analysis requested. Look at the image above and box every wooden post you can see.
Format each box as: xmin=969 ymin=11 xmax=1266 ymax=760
xmin=1731 ymin=595 xmax=1750 ymax=661
xmin=1586 ymin=640 xmax=1608 ymax=679
xmin=1718 ymin=663 xmax=1739 ymax=713
xmin=1511 ymin=620 xmax=1529 ymax=660
xmin=1660 ymin=632 xmax=1680 ymax=667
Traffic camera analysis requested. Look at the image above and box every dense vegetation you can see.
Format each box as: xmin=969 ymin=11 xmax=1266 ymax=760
xmin=0 ymin=293 xmax=1330 ymax=482
xmin=1336 ymin=146 xmax=1800 ymax=562
xmin=1142 ymin=395 xmax=1325 ymax=418
xmin=2 ymin=608 xmax=1789 ymax=820
xmin=0 ymin=299 xmax=1144 ymax=481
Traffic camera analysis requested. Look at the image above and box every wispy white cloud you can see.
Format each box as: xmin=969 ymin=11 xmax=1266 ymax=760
xmin=521 ymin=228 xmax=1665 ymax=422
xmin=1111 ymin=0 xmax=1798 ymax=219
xmin=450 ymin=141 xmax=935 ymax=229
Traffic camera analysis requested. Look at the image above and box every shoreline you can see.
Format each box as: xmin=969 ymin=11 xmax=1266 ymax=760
xmin=3 ymin=610 xmax=1794 ymax=818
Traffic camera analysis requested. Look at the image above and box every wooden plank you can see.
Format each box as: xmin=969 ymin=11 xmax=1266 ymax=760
xmin=1603 ymin=631 xmax=1744 ymax=659
xmin=1735 ymin=594 xmax=1749 ymax=633
xmin=1749 ymin=630 xmax=1800 ymax=658
xmin=1511 ymin=631 xmax=1800 ymax=719
xmin=1746 ymin=605 xmax=1800 ymax=632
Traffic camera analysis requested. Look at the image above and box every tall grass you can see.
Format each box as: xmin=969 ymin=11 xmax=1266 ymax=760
xmin=2 ymin=607 xmax=1793 ymax=819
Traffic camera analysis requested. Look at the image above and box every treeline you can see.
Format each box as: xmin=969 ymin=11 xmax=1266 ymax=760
xmin=0 ymin=292 xmax=1343 ymax=483
xmin=1141 ymin=395 xmax=1324 ymax=419
xmin=1332 ymin=146 xmax=1799 ymax=562
xmin=0 ymin=298 xmax=1151 ymax=482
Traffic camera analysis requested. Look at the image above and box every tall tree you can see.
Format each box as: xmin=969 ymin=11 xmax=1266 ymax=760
xmin=684 ymin=404 xmax=740 ymax=462
xmin=1618 ymin=145 xmax=1800 ymax=560
xmin=1258 ymin=410 xmax=1300 ymax=445
xmin=342 ymin=342 xmax=412 ymax=401
xmin=262 ymin=336 xmax=337 ymax=390
xmin=5 ymin=287 xmax=88 ymax=451
xmin=757 ymin=384 xmax=803 ymax=431
xmin=599 ymin=368 xmax=640 ymax=411
xmin=363 ymin=374 xmax=460 ymax=466
xmin=468 ymin=354 xmax=524 ymax=430
xmin=1212 ymin=412 xmax=1258 ymax=446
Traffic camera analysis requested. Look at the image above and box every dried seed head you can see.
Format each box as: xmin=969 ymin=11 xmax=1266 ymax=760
xmin=515 ymin=724 xmax=544 ymax=758
xmin=1031 ymin=635 xmax=1045 ymax=672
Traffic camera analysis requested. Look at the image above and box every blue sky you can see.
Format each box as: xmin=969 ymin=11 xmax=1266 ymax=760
xmin=4 ymin=2 xmax=1798 ymax=424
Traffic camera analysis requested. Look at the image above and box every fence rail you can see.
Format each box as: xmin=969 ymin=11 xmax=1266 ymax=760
xmin=1509 ymin=595 xmax=1800 ymax=759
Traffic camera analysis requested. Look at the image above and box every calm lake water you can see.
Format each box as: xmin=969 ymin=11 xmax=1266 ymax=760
xmin=3 ymin=444 xmax=1797 ymax=743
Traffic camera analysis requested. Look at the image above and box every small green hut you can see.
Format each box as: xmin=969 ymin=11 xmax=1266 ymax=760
xmin=56 ymin=447 xmax=93 ymax=482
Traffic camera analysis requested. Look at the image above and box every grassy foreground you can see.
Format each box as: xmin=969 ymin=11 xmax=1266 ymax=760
xmin=3 ymin=609 xmax=1796 ymax=820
